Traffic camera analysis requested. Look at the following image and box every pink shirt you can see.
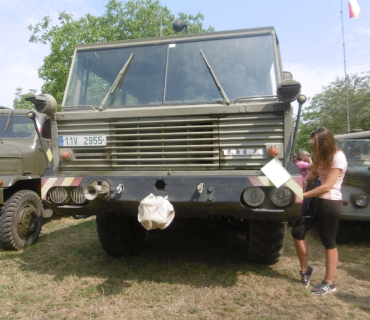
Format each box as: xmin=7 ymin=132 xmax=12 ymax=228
xmin=296 ymin=160 xmax=311 ymax=178
xmin=317 ymin=150 xmax=347 ymax=200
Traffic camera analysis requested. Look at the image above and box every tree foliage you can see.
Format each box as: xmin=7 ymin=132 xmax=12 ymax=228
xmin=13 ymin=88 xmax=37 ymax=110
xmin=27 ymin=0 xmax=214 ymax=106
xmin=296 ymin=72 xmax=370 ymax=152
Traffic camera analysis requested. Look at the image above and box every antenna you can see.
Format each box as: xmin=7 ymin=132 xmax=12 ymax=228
xmin=341 ymin=0 xmax=351 ymax=133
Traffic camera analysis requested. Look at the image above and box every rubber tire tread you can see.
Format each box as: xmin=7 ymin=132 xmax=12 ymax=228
xmin=96 ymin=214 xmax=146 ymax=257
xmin=247 ymin=220 xmax=287 ymax=265
xmin=0 ymin=190 xmax=43 ymax=250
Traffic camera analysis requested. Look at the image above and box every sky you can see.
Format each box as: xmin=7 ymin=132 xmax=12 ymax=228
xmin=1 ymin=0 xmax=369 ymax=113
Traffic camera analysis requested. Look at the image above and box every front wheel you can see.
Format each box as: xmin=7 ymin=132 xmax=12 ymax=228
xmin=246 ymin=220 xmax=287 ymax=265
xmin=96 ymin=214 xmax=146 ymax=257
xmin=0 ymin=190 xmax=43 ymax=250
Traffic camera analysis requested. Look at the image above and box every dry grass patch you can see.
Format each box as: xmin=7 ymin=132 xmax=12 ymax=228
xmin=0 ymin=216 xmax=369 ymax=319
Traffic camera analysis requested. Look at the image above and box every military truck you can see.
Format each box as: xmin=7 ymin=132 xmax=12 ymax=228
xmin=0 ymin=107 xmax=53 ymax=250
xmin=335 ymin=130 xmax=370 ymax=243
xmin=29 ymin=27 xmax=305 ymax=264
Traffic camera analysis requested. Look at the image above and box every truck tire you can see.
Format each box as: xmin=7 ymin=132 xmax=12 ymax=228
xmin=246 ymin=220 xmax=287 ymax=265
xmin=336 ymin=220 xmax=354 ymax=244
xmin=96 ymin=214 xmax=146 ymax=257
xmin=0 ymin=190 xmax=43 ymax=250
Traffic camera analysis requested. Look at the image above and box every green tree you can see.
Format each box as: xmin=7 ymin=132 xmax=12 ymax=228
xmin=28 ymin=0 xmax=214 ymax=107
xmin=13 ymin=88 xmax=38 ymax=110
xmin=296 ymin=72 xmax=370 ymax=152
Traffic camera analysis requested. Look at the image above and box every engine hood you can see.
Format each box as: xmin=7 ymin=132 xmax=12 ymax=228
xmin=0 ymin=143 xmax=22 ymax=158
xmin=345 ymin=167 xmax=370 ymax=178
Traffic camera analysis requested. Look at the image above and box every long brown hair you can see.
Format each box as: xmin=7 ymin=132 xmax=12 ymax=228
xmin=310 ymin=127 xmax=338 ymax=172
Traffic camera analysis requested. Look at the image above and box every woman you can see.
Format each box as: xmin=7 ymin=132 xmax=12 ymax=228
xmin=295 ymin=149 xmax=312 ymax=178
xmin=292 ymin=127 xmax=347 ymax=295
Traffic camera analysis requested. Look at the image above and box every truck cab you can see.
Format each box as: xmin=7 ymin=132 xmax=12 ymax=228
xmin=0 ymin=107 xmax=53 ymax=250
xmin=30 ymin=27 xmax=304 ymax=264
xmin=335 ymin=131 xmax=370 ymax=242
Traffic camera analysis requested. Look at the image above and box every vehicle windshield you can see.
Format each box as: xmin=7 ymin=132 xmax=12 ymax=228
xmin=0 ymin=115 xmax=34 ymax=138
xmin=64 ymin=34 xmax=278 ymax=108
xmin=337 ymin=139 xmax=370 ymax=160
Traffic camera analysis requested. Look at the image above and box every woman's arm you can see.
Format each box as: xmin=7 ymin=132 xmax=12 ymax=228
xmin=299 ymin=161 xmax=311 ymax=170
xmin=303 ymin=168 xmax=341 ymax=198
xmin=304 ymin=170 xmax=316 ymax=182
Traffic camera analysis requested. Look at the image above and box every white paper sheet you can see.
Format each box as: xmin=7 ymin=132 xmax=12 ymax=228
xmin=261 ymin=158 xmax=292 ymax=188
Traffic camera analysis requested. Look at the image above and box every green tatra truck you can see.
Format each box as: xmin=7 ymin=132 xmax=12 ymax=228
xmin=29 ymin=27 xmax=305 ymax=264
xmin=0 ymin=107 xmax=53 ymax=250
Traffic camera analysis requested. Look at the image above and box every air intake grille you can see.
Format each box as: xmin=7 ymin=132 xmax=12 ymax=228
xmin=57 ymin=113 xmax=284 ymax=171
xmin=219 ymin=113 xmax=284 ymax=169
xmin=58 ymin=115 xmax=218 ymax=170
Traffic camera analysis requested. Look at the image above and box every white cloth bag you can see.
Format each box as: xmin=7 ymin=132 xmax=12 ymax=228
xmin=138 ymin=193 xmax=175 ymax=230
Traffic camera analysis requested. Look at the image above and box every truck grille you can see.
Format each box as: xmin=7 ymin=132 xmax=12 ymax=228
xmin=57 ymin=113 xmax=284 ymax=171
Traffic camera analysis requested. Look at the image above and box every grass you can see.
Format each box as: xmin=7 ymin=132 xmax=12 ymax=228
xmin=0 ymin=216 xmax=369 ymax=319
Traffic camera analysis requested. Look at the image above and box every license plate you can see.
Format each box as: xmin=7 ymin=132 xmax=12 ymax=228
xmin=58 ymin=135 xmax=107 ymax=147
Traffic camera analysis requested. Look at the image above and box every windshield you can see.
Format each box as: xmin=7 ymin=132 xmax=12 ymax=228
xmin=337 ymin=139 xmax=370 ymax=160
xmin=65 ymin=34 xmax=278 ymax=108
xmin=0 ymin=115 xmax=34 ymax=138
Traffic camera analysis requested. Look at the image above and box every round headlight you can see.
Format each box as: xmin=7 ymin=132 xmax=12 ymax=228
xmin=242 ymin=187 xmax=265 ymax=207
xmin=71 ymin=187 xmax=87 ymax=204
xmin=269 ymin=187 xmax=294 ymax=207
xmin=351 ymin=193 xmax=369 ymax=208
xmin=48 ymin=187 xmax=69 ymax=205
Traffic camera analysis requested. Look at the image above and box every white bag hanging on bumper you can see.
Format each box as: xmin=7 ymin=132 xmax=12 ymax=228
xmin=138 ymin=193 xmax=175 ymax=230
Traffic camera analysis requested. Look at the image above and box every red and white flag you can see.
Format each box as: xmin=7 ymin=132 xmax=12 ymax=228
xmin=349 ymin=0 xmax=361 ymax=19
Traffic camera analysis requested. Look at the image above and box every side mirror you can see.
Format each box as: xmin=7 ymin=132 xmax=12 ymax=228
xmin=283 ymin=71 xmax=293 ymax=80
xmin=25 ymin=94 xmax=57 ymax=115
xmin=276 ymin=79 xmax=301 ymax=103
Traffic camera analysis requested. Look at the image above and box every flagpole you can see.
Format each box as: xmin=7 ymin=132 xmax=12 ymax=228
xmin=341 ymin=0 xmax=351 ymax=133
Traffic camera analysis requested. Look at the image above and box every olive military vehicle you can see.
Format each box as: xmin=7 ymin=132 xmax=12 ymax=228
xmin=0 ymin=106 xmax=53 ymax=250
xmin=335 ymin=130 xmax=370 ymax=243
xmin=29 ymin=27 xmax=305 ymax=264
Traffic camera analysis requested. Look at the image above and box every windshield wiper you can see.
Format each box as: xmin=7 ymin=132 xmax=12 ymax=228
xmin=200 ymin=50 xmax=230 ymax=105
xmin=4 ymin=109 xmax=14 ymax=132
xmin=99 ymin=53 xmax=135 ymax=109
xmin=233 ymin=95 xmax=277 ymax=104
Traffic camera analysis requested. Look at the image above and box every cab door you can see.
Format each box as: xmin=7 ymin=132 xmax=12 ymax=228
xmin=36 ymin=117 xmax=52 ymax=176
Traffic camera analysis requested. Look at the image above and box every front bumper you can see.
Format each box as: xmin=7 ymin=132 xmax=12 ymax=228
xmin=42 ymin=174 xmax=303 ymax=220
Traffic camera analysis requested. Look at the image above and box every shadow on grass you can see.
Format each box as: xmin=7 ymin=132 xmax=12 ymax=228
xmin=336 ymin=292 xmax=370 ymax=314
xmin=335 ymin=227 xmax=370 ymax=315
xmin=0 ymin=217 xmax=298 ymax=296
